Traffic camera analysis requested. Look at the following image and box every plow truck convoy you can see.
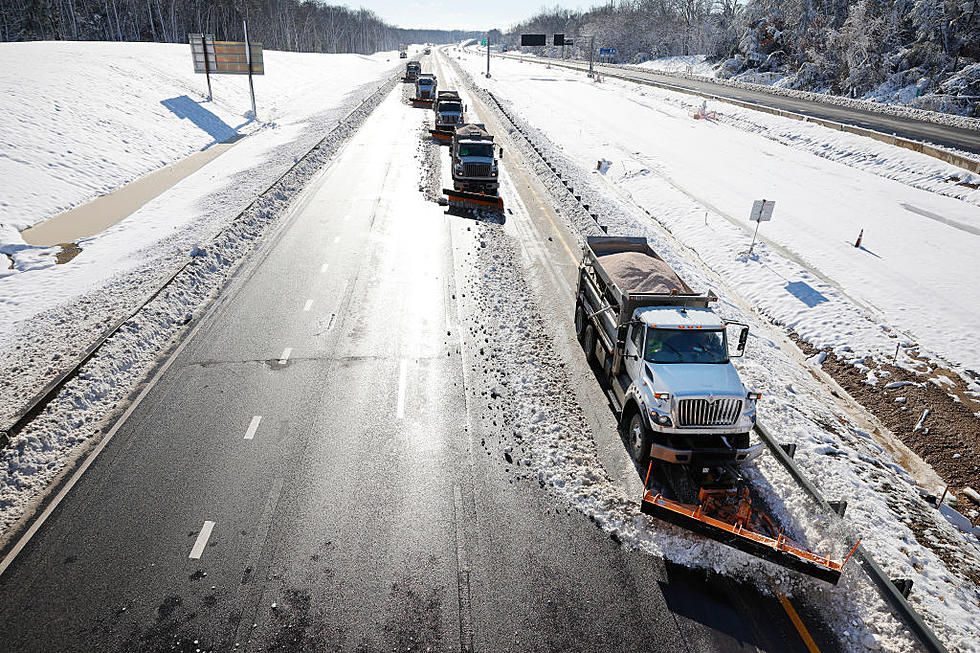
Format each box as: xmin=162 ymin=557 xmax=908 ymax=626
xmin=575 ymin=237 xmax=855 ymax=584
xmin=430 ymin=90 xmax=465 ymax=142
xmin=412 ymin=73 xmax=438 ymax=107
xmin=443 ymin=123 xmax=504 ymax=212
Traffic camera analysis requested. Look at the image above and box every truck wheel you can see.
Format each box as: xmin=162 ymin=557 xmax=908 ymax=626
xmin=584 ymin=324 xmax=597 ymax=364
xmin=628 ymin=412 xmax=652 ymax=466
xmin=574 ymin=303 xmax=587 ymax=343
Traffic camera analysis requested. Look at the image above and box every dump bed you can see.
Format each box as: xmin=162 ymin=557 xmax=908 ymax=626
xmin=453 ymin=123 xmax=493 ymax=143
xmin=583 ymin=237 xmax=715 ymax=327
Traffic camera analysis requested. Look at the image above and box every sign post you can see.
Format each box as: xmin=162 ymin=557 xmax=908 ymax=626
xmin=189 ymin=33 xmax=215 ymax=100
xmin=243 ymin=20 xmax=256 ymax=118
xmin=588 ymin=36 xmax=595 ymax=77
xmin=747 ymin=199 xmax=775 ymax=254
xmin=486 ymin=32 xmax=491 ymax=78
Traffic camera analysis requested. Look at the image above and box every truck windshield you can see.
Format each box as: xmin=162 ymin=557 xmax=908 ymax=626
xmin=645 ymin=328 xmax=728 ymax=364
xmin=458 ymin=143 xmax=493 ymax=158
xmin=440 ymin=103 xmax=462 ymax=112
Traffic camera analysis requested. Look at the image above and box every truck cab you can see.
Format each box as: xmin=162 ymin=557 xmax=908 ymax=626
xmin=434 ymin=91 xmax=464 ymax=131
xmin=574 ymin=237 xmax=762 ymax=467
xmin=404 ymin=61 xmax=421 ymax=81
xmin=451 ymin=124 xmax=499 ymax=194
xmin=415 ymin=74 xmax=437 ymax=101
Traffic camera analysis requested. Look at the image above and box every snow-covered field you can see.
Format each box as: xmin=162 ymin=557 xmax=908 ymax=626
xmin=450 ymin=47 xmax=980 ymax=652
xmin=0 ymin=42 xmax=400 ymax=424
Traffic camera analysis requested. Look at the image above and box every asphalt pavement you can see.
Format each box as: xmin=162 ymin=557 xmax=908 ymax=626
xmin=0 ymin=66 xmax=844 ymax=652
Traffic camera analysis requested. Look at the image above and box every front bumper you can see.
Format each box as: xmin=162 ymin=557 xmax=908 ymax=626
xmin=649 ymin=441 xmax=764 ymax=465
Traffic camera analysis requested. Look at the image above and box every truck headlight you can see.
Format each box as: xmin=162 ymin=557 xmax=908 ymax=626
xmin=491 ymin=165 xmax=498 ymax=176
xmin=455 ymin=164 xmax=464 ymax=175
xmin=649 ymin=411 xmax=672 ymax=428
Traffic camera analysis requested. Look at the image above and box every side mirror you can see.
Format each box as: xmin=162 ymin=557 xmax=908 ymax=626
xmin=499 ymin=146 xmax=504 ymax=160
xmin=725 ymin=321 xmax=749 ymax=357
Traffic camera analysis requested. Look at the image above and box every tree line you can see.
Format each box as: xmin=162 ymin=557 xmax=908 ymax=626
xmin=0 ymin=0 xmax=481 ymax=54
xmin=504 ymin=0 xmax=979 ymax=113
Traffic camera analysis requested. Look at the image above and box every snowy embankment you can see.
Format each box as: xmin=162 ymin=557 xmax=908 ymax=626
xmin=452 ymin=50 xmax=980 ymax=651
xmin=0 ymin=41 xmax=400 ymax=424
xmin=635 ymin=54 xmax=716 ymax=76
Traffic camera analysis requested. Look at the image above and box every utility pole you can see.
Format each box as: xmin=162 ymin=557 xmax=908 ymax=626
xmin=588 ymin=35 xmax=595 ymax=78
xmin=486 ymin=32 xmax=491 ymax=78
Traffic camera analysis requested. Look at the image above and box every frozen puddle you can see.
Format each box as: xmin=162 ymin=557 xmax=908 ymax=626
xmin=20 ymin=137 xmax=242 ymax=247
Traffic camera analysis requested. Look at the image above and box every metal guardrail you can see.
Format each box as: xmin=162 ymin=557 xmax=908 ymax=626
xmin=754 ymin=422 xmax=949 ymax=653
xmin=450 ymin=51 xmax=952 ymax=652
xmin=491 ymin=52 xmax=980 ymax=175
xmin=0 ymin=73 xmax=401 ymax=450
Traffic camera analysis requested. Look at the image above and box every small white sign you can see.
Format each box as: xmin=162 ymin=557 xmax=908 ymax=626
xmin=750 ymin=199 xmax=775 ymax=222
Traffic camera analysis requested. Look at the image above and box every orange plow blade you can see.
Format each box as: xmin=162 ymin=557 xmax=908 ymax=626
xmin=443 ymin=189 xmax=504 ymax=212
xmin=412 ymin=98 xmax=434 ymax=108
xmin=641 ymin=485 xmax=856 ymax=585
xmin=429 ymin=129 xmax=453 ymax=142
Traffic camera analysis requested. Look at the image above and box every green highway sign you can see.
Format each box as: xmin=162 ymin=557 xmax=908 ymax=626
xmin=480 ymin=39 xmax=487 ymax=46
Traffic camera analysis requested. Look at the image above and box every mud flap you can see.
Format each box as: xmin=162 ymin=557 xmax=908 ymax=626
xmin=640 ymin=477 xmax=857 ymax=585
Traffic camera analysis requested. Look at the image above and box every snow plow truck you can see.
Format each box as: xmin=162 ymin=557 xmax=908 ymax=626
xmin=575 ymin=236 xmax=856 ymax=584
xmin=443 ymin=123 xmax=503 ymax=212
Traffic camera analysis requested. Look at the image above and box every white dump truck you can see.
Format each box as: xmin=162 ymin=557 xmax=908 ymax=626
xmin=575 ymin=237 xmax=762 ymax=466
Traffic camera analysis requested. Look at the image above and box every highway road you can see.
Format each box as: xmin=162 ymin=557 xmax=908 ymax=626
xmin=0 ymin=54 xmax=843 ymax=652
xmin=490 ymin=51 xmax=980 ymax=156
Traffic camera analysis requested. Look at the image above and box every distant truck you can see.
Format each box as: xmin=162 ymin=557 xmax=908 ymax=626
xmin=399 ymin=50 xmax=407 ymax=59
xmin=403 ymin=61 xmax=421 ymax=82
xmin=413 ymin=73 xmax=437 ymax=107
xmin=430 ymin=90 xmax=464 ymax=141
xmin=443 ymin=123 xmax=503 ymax=211
xmin=424 ymin=47 xmax=431 ymax=55
xmin=574 ymin=237 xmax=761 ymax=466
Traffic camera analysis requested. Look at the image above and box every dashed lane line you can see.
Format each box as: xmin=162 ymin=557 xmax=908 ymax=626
xmin=278 ymin=348 xmax=292 ymax=365
xmin=189 ymin=521 xmax=215 ymax=559
xmin=244 ymin=416 xmax=262 ymax=441
xmin=396 ymin=359 xmax=408 ymax=419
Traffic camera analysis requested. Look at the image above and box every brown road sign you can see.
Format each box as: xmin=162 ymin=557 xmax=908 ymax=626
xmin=190 ymin=34 xmax=264 ymax=75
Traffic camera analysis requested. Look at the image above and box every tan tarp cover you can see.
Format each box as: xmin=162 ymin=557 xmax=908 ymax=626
xmin=598 ymin=251 xmax=692 ymax=294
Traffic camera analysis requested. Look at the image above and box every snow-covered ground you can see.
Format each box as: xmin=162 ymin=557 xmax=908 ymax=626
xmin=464 ymin=49 xmax=980 ymax=377
xmin=0 ymin=42 xmax=400 ymax=424
xmin=451 ymin=47 xmax=980 ymax=652
xmin=635 ymin=54 xmax=716 ymax=76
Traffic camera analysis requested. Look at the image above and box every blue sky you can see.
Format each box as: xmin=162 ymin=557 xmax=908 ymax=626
xmin=332 ymin=0 xmax=595 ymax=31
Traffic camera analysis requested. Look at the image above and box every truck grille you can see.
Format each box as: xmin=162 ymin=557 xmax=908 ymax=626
xmin=463 ymin=163 xmax=492 ymax=177
xmin=678 ymin=398 xmax=742 ymax=427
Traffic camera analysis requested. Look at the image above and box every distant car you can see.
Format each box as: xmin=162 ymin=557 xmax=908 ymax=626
xmin=424 ymin=47 xmax=431 ymax=55
xmin=400 ymin=51 xmax=407 ymax=58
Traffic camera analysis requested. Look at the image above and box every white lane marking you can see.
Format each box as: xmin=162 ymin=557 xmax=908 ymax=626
xmin=303 ymin=299 xmax=313 ymax=312
xmin=189 ymin=521 xmax=215 ymax=559
xmin=333 ymin=236 xmax=341 ymax=244
xmin=320 ymin=262 xmax=329 ymax=273
xmin=278 ymin=348 xmax=292 ymax=365
xmin=244 ymin=416 xmax=262 ymax=440
xmin=396 ymin=359 xmax=408 ymax=419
